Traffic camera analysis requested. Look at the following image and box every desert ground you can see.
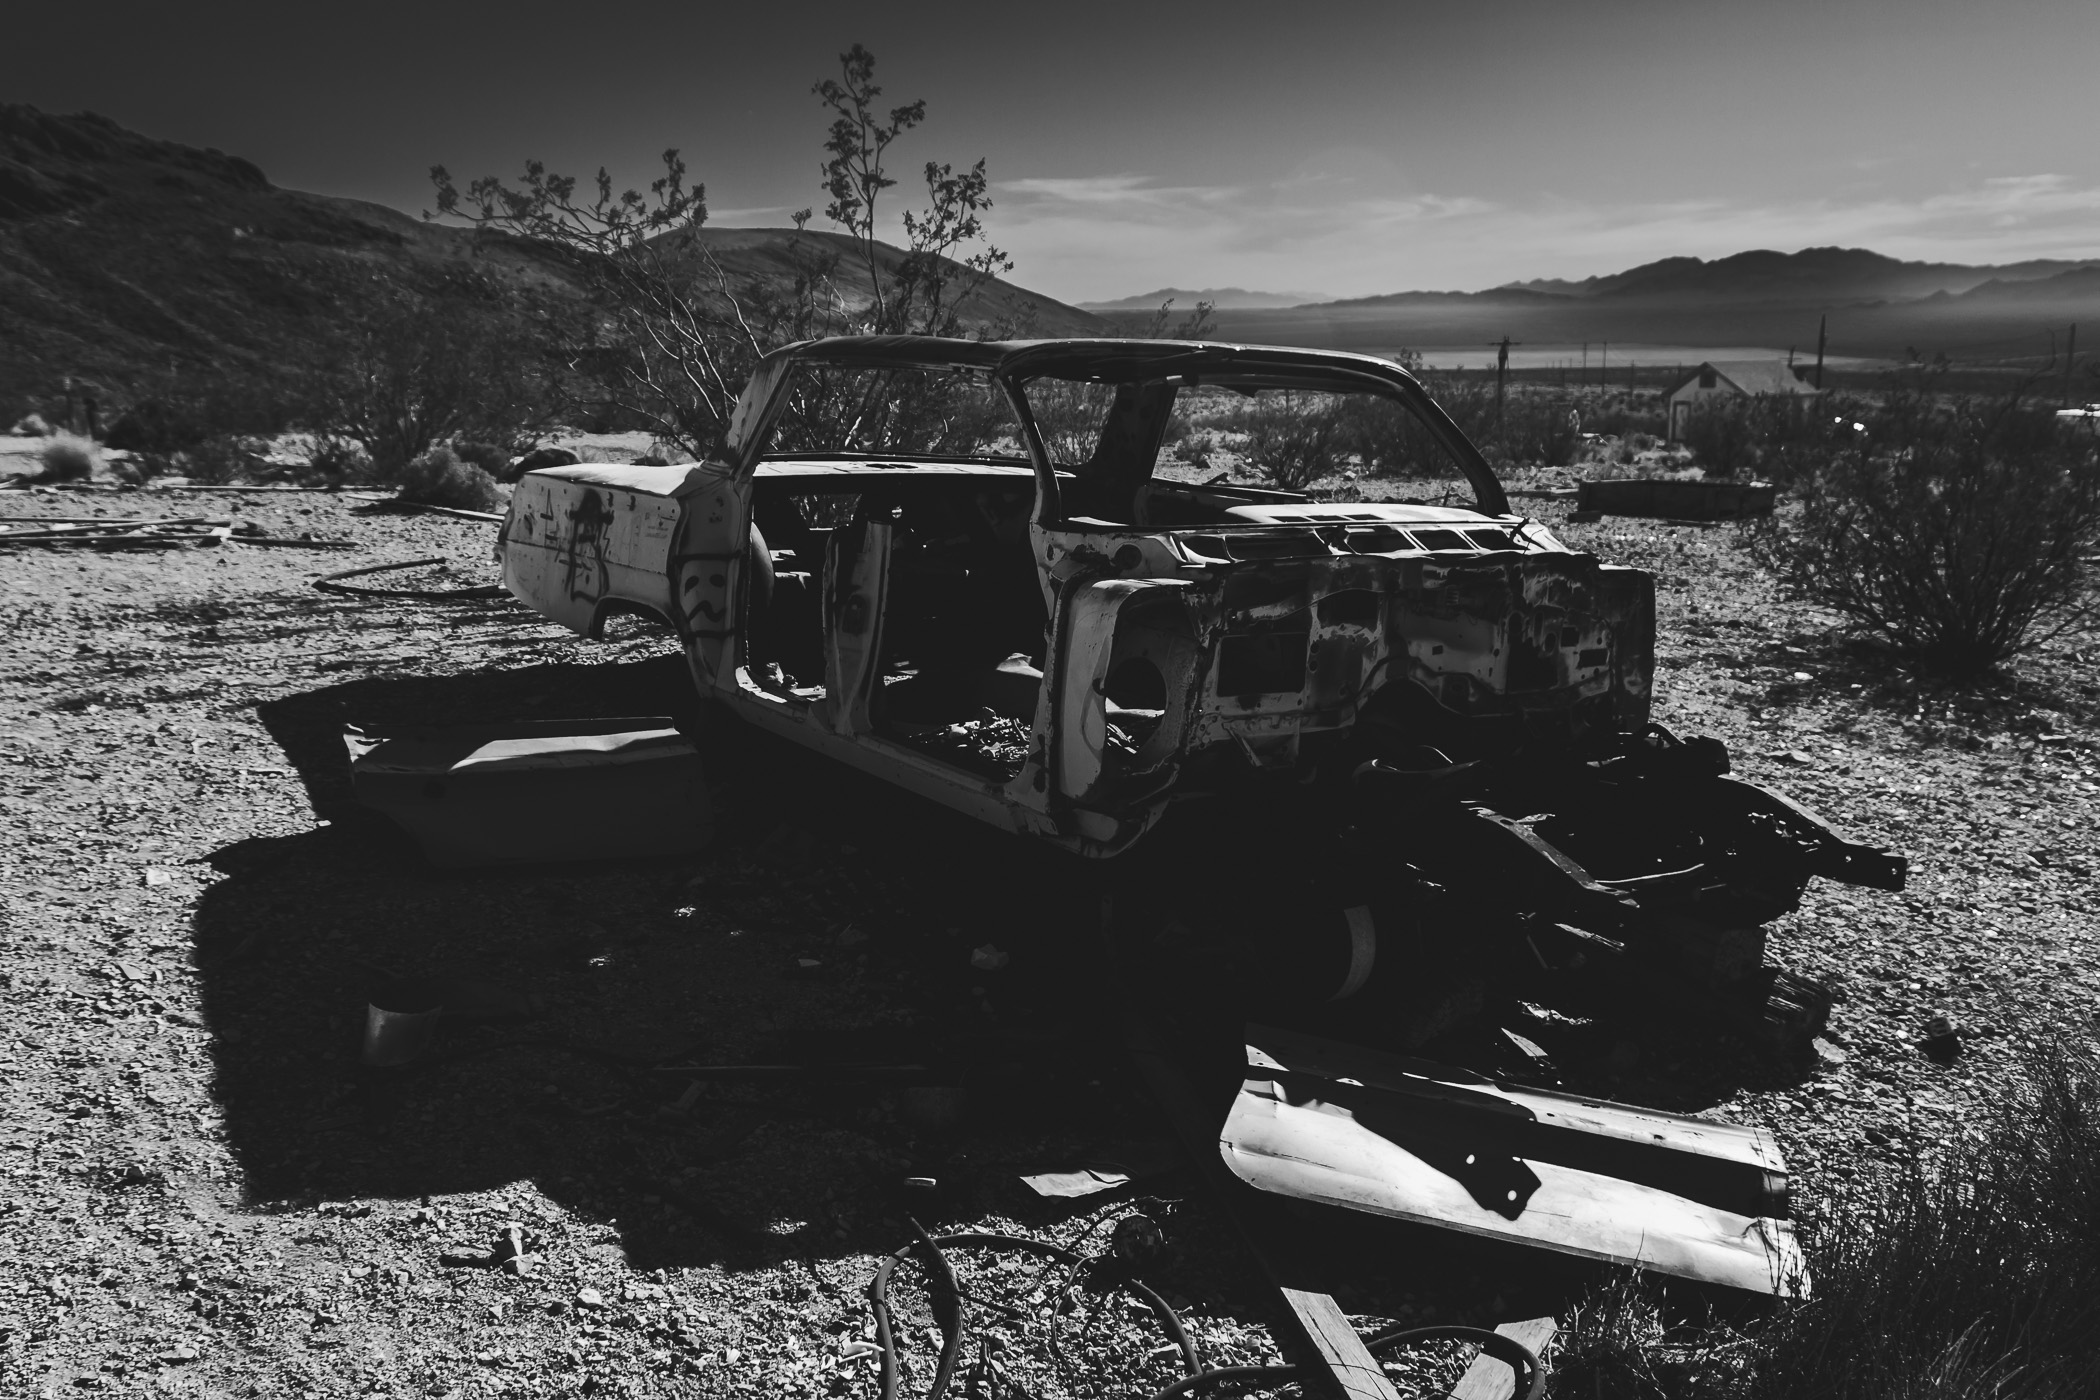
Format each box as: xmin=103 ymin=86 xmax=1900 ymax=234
xmin=1 ymin=476 xmax=2096 ymax=1399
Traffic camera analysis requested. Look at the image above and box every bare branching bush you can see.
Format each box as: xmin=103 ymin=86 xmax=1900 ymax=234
xmin=1241 ymin=390 xmax=1350 ymax=490
xmin=396 ymin=444 xmax=503 ymax=512
xmin=449 ymin=440 xmax=511 ymax=478
xmin=304 ymin=436 xmax=375 ymax=485
xmin=299 ymin=277 xmax=549 ymax=480
xmin=1680 ymin=399 xmax=1761 ymax=476
xmin=178 ymin=435 xmax=271 ymax=485
xmin=1682 ymin=396 xmax=1833 ymax=480
xmin=1748 ymin=389 xmax=2100 ymax=678
xmin=430 ymin=44 xmax=1013 ymax=462
xmin=35 ymin=432 xmax=100 ymax=481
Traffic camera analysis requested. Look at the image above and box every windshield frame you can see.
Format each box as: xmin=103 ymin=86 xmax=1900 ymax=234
xmin=726 ymin=337 xmax=1509 ymax=524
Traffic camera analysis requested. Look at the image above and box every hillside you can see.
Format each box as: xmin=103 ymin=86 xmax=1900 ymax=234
xmin=0 ymin=106 xmax=1105 ymax=416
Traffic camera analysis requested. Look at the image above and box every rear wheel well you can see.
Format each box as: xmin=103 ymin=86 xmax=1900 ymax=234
xmin=588 ymin=598 xmax=678 ymax=639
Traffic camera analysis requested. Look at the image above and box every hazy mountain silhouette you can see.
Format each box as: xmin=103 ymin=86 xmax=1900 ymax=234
xmin=1125 ymin=247 xmax=2100 ymax=362
xmin=1079 ymin=286 xmax=1334 ymax=311
xmin=1492 ymin=246 xmax=2096 ymax=305
xmin=0 ymin=105 xmax=1105 ymax=409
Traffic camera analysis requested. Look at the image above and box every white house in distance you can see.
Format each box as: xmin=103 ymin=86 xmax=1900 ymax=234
xmin=1662 ymin=360 xmax=1824 ymax=441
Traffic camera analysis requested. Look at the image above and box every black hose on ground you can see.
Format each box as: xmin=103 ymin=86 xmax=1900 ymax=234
xmin=864 ymin=1227 xmax=1543 ymax=1400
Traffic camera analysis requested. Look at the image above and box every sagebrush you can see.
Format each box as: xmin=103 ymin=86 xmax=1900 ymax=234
xmin=1748 ymin=389 xmax=2100 ymax=677
xmin=36 ymin=432 xmax=100 ymax=481
xmin=396 ymin=445 xmax=503 ymax=512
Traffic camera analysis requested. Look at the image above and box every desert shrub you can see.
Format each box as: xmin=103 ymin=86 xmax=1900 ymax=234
xmin=105 ymin=398 xmax=210 ymax=455
xmin=1240 ymin=391 xmax=1351 ymax=490
xmin=1586 ymin=403 xmax=1668 ymax=441
xmin=1680 ymin=399 xmax=1761 ymax=476
xmin=304 ymin=436 xmax=375 ymax=485
xmin=36 ymin=432 xmax=101 ymax=481
xmin=104 ymin=373 xmax=305 ymax=458
xmin=397 ymin=444 xmax=503 ymax=512
xmin=507 ymin=445 xmax=580 ymax=481
xmin=179 ymin=435 xmax=271 ymax=485
xmin=1749 ymin=392 xmax=2099 ymax=677
xmin=1170 ymin=433 xmax=1211 ymax=470
xmin=11 ymin=413 xmax=53 ymax=436
xmin=450 ymin=439 xmax=510 ymax=477
xmin=1501 ymin=396 xmax=1580 ymax=468
xmin=298 ymin=278 xmax=553 ymax=478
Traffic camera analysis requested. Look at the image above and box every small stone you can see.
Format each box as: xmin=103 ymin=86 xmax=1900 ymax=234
xmin=1812 ymin=1037 xmax=1848 ymax=1066
xmin=575 ymin=1287 xmax=605 ymax=1310
xmin=969 ymin=944 xmax=1009 ymax=972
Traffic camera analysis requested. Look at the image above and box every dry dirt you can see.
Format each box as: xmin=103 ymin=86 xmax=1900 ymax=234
xmin=1 ymin=481 xmax=2096 ymax=1399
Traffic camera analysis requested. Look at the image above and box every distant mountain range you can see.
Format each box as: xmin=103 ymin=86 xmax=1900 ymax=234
xmin=0 ymin=106 xmax=1106 ymax=411
xmin=1091 ymin=248 xmax=2100 ymax=316
xmin=1492 ymin=247 xmax=2098 ymax=304
xmin=1092 ymin=248 xmax=2100 ymax=363
xmin=1079 ymin=286 xmax=1334 ymax=311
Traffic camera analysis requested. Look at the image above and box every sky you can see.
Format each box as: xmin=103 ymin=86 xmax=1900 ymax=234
xmin=13 ymin=0 xmax=2099 ymax=303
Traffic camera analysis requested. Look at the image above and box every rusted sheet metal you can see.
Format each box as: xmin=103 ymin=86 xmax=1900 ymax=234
xmin=1221 ymin=1026 xmax=1806 ymax=1297
xmin=346 ymin=718 xmax=713 ymax=867
xmin=500 ymin=465 xmax=698 ymax=636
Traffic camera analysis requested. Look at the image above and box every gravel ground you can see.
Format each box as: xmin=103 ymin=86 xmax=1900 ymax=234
xmin=1 ymin=481 xmax=2095 ymax=1399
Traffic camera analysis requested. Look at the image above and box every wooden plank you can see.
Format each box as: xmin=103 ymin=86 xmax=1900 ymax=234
xmin=1123 ymin=1020 xmax=1401 ymax=1400
xmin=1451 ymin=1317 xmax=1556 ymax=1400
xmin=1279 ymin=1287 xmax=1406 ymax=1400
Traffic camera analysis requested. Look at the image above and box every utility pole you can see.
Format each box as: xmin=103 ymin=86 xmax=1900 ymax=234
xmin=1814 ymin=315 xmax=1827 ymax=390
xmin=1600 ymin=342 xmax=1608 ymax=388
xmin=2066 ymin=323 xmax=2079 ymax=409
xmin=1494 ymin=336 xmax=1517 ymax=414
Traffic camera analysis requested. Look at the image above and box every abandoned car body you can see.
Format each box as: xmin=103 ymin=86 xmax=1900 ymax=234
xmin=497 ymin=337 xmax=1904 ymax=1296
xmin=501 ymin=334 xmax=1896 ymax=918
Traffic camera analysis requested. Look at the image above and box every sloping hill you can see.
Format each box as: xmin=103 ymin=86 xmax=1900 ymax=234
xmin=0 ymin=106 xmax=1105 ymax=415
xmin=670 ymin=225 xmax=1105 ymax=337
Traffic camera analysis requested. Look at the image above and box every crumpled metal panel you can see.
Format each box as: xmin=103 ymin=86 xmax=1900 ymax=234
xmin=1220 ymin=1027 xmax=1807 ymax=1297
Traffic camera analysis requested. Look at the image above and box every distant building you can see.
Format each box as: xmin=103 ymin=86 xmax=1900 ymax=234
xmin=1662 ymin=360 xmax=1823 ymax=441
